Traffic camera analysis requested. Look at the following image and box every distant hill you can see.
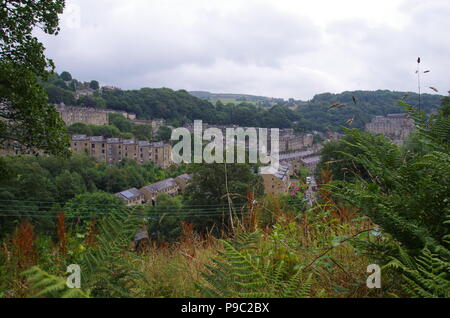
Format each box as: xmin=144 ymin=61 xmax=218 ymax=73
xmin=42 ymin=72 xmax=445 ymax=132
xmin=189 ymin=91 xmax=284 ymax=105
xmin=294 ymin=90 xmax=443 ymax=131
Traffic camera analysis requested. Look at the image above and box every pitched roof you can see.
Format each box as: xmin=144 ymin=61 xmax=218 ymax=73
xmin=279 ymin=150 xmax=315 ymax=161
xmin=72 ymin=135 xmax=88 ymax=141
xmin=176 ymin=174 xmax=192 ymax=182
xmin=302 ymin=156 xmax=321 ymax=164
xmin=115 ymin=188 xmax=143 ymax=201
xmin=90 ymin=136 xmax=105 ymax=142
xmin=107 ymin=138 xmax=121 ymax=144
xmin=123 ymin=139 xmax=136 ymax=145
xmin=141 ymin=178 xmax=178 ymax=193
xmin=150 ymin=141 xmax=165 ymax=148
xmin=274 ymin=165 xmax=289 ymax=182
xmin=260 ymin=165 xmax=289 ymax=181
xmin=138 ymin=141 xmax=151 ymax=147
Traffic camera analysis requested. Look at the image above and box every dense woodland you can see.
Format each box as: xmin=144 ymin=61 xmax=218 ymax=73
xmin=44 ymin=72 xmax=442 ymax=132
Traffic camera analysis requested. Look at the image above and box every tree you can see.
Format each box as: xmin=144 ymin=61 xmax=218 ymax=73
xmin=55 ymin=170 xmax=87 ymax=201
xmin=156 ymin=126 xmax=172 ymax=142
xmin=331 ymin=105 xmax=450 ymax=254
xmin=89 ymin=80 xmax=99 ymax=91
xmin=440 ymin=96 xmax=450 ymax=118
xmin=316 ymin=129 xmax=398 ymax=181
xmin=183 ymin=162 xmax=262 ymax=234
xmin=64 ymin=192 xmax=125 ymax=221
xmin=0 ymin=0 xmax=69 ymax=156
xmin=60 ymin=71 xmax=72 ymax=81
xmin=146 ymin=193 xmax=184 ymax=243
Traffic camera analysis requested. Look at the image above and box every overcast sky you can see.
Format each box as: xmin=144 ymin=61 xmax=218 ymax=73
xmin=37 ymin=0 xmax=450 ymax=100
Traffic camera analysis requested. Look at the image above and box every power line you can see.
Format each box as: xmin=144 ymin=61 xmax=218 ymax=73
xmin=0 ymin=199 xmax=247 ymax=209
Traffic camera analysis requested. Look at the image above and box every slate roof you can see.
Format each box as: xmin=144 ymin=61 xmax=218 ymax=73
xmin=107 ymin=138 xmax=121 ymax=144
xmin=135 ymin=230 xmax=149 ymax=241
xmin=279 ymin=150 xmax=315 ymax=161
xmin=90 ymin=136 xmax=105 ymax=142
xmin=150 ymin=141 xmax=165 ymax=148
xmin=123 ymin=139 xmax=136 ymax=145
xmin=72 ymin=135 xmax=88 ymax=141
xmin=176 ymin=174 xmax=192 ymax=182
xmin=302 ymin=156 xmax=321 ymax=165
xmin=141 ymin=178 xmax=178 ymax=194
xmin=138 ymin=141 xmax=151 ymax=147
xmin=273 ymin=165 xmax=289 ymax=182
xmin=115 ymin=188 xmax=143 ymax=201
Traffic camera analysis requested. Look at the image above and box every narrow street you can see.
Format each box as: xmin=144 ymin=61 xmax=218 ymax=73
xmin=305 ymin=176 xmax=318 ymax=207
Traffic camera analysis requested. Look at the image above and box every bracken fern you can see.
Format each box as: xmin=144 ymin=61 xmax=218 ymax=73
xmin=197 ymin=232 xmax=313 ymax=298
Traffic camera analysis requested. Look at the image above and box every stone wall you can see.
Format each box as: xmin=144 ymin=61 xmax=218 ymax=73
xmin=365 ymin=113 xmax=414 ymax=142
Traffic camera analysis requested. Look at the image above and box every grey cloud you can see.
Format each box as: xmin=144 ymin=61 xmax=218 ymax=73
xmin=38 ymin=0 xmax=450 ymax=99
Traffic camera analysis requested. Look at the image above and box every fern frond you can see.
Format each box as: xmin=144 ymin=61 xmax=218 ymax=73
xmin=22 ymin=266 xmax=90 ymax=298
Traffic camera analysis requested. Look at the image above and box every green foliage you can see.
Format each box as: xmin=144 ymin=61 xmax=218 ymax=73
xmin=41 ymin=69 xmax=444 ymax=133
xmin=385 ymin=246 xmax=449 ymax=298
xmin=78 ymin=206 xmax=143 ymax=297
xmin=0 ymin=0 xmax=65 ymax=74
xmin=0 ymin=62 xmax=70 ymax=156
xmin=89 ymin=80 xmax=99 ymax=91
xmin=146 ymin=193 xmax=184 ymax=243
xmin=64 ymin=192 xmax=125 ymax=221
xmin=294 ymin=90 xmax=441 ymax=132
xmin=0 ymin=0 xmax=69 ymax=156
xmin=197 ymin=232 xmax=313 ymax=298
xmin=156 ymin=126 xmax=172 ymax=142
xmin=329 ymin=102 xmax=450 ymax=297
xmin=22 ymin=206 xmax=143 ymax=298
xmin=317 ymin=129 xmax=400 ymax=181
xmin=59 ymin=72 xmax=72 ymax=82
xmin=183 ymin=162 xmax=262 ymax=234
xmin=440 ymin=97 xmax=450 ymax=118
xmin=22 ymin=266 xmax=90 ymax=298
xmin=0 ymin=154 xmax=173 ymax=236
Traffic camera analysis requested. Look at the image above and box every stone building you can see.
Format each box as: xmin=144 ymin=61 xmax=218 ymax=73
xmin=56 ymin=104 xmax=137 ymax=126
xmin=0 ymin=141 xmax=43 ymax=156
xmin=279 ymin=134 xmax=314 ymax=153
xmin=70 ymin=135 xmax=172 ymax=168
xmin=175 ymin=174 xmax=192 ymax=191
xmin=279 ymin=150 xmax=321 ymax=176
xmin=106 ymin=109 xmax=136 ymax=120
xmin=132 ymin=119 xmax=165 ymax=134
xmin=301 ymin=156 xmax=321 ymax=174
xmin=365 ymin=113 xmax=414 ymax=143
xmin=140 ymin=178 xmax=179 ymax=201
xmin=259 ymin=165 xmax=290 ymax=195
xmin=115 ymin=188 xmax=145 ymax=206
xmin=56 ymin=105 xmax=109 ymax=126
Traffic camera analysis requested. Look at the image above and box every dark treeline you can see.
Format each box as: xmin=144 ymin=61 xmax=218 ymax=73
xmin=0 ymin=154 xmax=188 ymax=234
xmin=44 ymin=71 xmax=443 ymax=132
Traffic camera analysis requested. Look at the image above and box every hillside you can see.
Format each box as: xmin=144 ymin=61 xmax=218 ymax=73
xmin=294 ymin=90 xmax=443 ymax=131
xmin=43 ymin=72 xmax=444 ymax=132
xmin=189 ymin=90 xmax=284 ymax=105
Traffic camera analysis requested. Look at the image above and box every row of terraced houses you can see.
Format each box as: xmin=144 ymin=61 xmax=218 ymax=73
xmin=70 ymin=135 xmax=172 ymax=168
